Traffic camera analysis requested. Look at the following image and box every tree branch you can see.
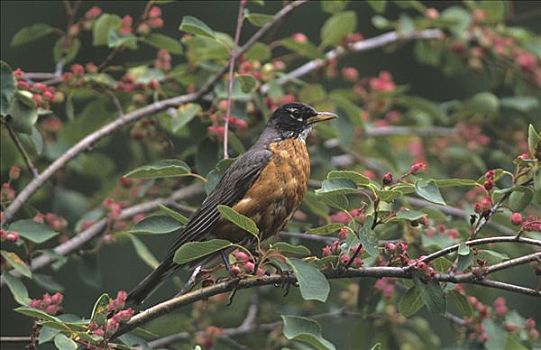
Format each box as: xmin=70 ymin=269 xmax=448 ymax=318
xmin=1 ymin=0 xmax=308 ymax=226
xmin=115 ymin=264 xmax=540 ymax=338
xmin=0 ymin=184 xmax=203 ymax=286
xmin=261 ymin=29 xmax=443 ymax=94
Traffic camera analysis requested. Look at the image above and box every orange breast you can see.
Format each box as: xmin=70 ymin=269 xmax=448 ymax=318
xmin=217 ymin=138 xmax=310 ymax=242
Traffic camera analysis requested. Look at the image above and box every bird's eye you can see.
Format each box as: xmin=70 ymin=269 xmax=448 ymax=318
xmin=286 ymin=108 xmax=303 ymax=122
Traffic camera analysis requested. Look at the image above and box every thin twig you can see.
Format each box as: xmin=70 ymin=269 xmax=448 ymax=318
xmin=4 ymin=122 xmax=39 ymax=178
xmin=1 ymin=0 xmax=307 ymax=226
xmin=417 ymin=236 xmax=541 ymax=265
xmin=223 ymin=1 xmax=246 ymax=159
xmin=0 ymin=336 xmax=32 ymax=343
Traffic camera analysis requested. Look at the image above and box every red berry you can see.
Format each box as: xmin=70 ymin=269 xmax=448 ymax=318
xmin=149 ymin=6 xmax=161 ymax=18
xmin=510 ymin=212 xmax=523 ymax=226
xmin=85 ymin=6 xmax=102 ymax=19
xmin=409 ymin=161 xmax=427 ymax=174
xmin=382 ymin=172 xmax=393 ymax=185
xmin=9 ymin=166 xmax=21 ymax=180
xmin=292 ymin=32 xmax=307 ymax=43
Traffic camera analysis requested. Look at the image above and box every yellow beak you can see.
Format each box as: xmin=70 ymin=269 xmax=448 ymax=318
xmin=306 ymin=111 xmax=338 ymax=125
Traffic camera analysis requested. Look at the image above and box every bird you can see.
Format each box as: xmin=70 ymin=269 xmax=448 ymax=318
xmin=127 ymin=102 xmax=337 ymax=305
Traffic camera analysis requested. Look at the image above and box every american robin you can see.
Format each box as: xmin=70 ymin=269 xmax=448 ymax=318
xmin=127 ymin=103 xmax=337 ymax=304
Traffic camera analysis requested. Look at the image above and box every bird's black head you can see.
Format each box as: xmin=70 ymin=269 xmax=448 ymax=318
xmin=269 ymin=103 xmax=337 ymax=139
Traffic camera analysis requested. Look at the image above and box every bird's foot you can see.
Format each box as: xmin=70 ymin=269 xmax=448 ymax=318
xmin=226 ymin=277 xmax=241 ymax=306
xmin=276 ymin=269 xmax=296 ymax=297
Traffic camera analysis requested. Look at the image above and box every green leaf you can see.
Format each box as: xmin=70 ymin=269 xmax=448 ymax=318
xmin=321 ymin=11 xmax=357 ymax=47
xmin=508 ymin=187 xmax=533 ymax=212
xmin=431 ymin=257 xmax=453 ymax=272
xmin=15 ymin=306 xmax=62 ymax=322
xmin=129 ymin=215 xmax=183 ymax=235
xmin=281 ymin=315 xmax=335 ymax=350
xmin=237 ymin=74 xmax=257 ymax=93
xmin=280 ymin=38 xmax=325 ymax=60
xmin=483 ymin=319 xmax=506 ymax=350
xmin=528 ymin=124 xmax=540 ymax=158
xmin=457 ymin=251 xmax=473 ymax=271
xmin=399 ymin=287 xmax=423 ymax=317
xmin=316 ymin=178 xmax=358 ymax=196
xmin=504 ymin=334 xmax=529 ymax=350
xmin=366 ymin=0 xmax=387 ymax=13
xmin=1 ymin=61 xmax=16 ymax=116
xmin=327 ymin=170 xmax=370 ymax=185
xmin=358 ymin=217 xmax=378 ymax=256
xmin=158 ymin=204 xmax=189 ymax=224
xmin=172 ymin=103 xmax=202 ymax=133
xmin=53 ymin=37 xmax=81 ymax=64
xmin=244 ymin=42 xmax=271 ymax=61
xmin=395 ymin=209 xmax=425 ymax=221
xmin=245 ymin=11 xmax=274 ymax=27
xmin=11 ymin=23 xmax=53 ymax=46
xmin=9 ymin=219 xmax=59 ymax=244
xmin=217 ymin=205 xmax=259 ymax=237
xmin=286 ymin=258 xmax=329 ymax=302
xmin=124 ymin=159 xmax=191 ymax=179
xmin=1 ymin=251 xmax=32 ymax=277
xmin=179 ymin=16 xmax=215 ymax=38
xmin=271 ymin=242 xmax=311 ymax=256
xmin=38 ymin=326 xmax=61 ymax=344
xmin=107 ymin=31 xmax=138 ymax=49
xmin=173 ymin=239 xmax=233 ymax=265
xmin=143 ymin=33 xmax=183 ymax=54
xmin=440 ymin=7 xmax=471 ymax=38
xmin=93 ymin=14 xmax=121 ymax=46
xmin=54 ymin=333 xmax=78 ymax=350
xmin=307 ymin=223 xmax=344 ymax=235
xmin=449 ymin=290 xmax=473 ymax=317
xmin=7 ymin=90 xmax=38 ymax=134
xmin=457 ymin=242 xmax=470 ymax=256
xmin=298 ymin=84 xmax=326 ymax=105
xmin=412 ymin=273 xmax=446 ymax=314
xmin=3 ymin=273 xmax=31 ymax=305
xmin=415 ymin=179 xmax=446 ymax=205
xmin=33 ymin=274 xmax=64 ymax=293
xmin=90 ymin=293 xmax=111 ymax=325
xmin=321 ymin=0 xmax=349 ymax=13
xmin=433 ymin=178 xmax=478 ymax=188
xmin=477 ymin=250 xmax=509 ymax=264
xmin=130 ymin=235 xmax=159 ymax=269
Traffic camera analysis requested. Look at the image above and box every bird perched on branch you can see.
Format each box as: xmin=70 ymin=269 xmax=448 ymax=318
xmin=127 ymin=103 xmax=337 ymax=305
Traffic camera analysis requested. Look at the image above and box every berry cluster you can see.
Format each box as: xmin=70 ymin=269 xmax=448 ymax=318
xmin=328 ymin=208 xmax=364 ymax=224
xmin=0 ymin=229 xmax=19 ymax=243
xmin=102 ymin=198 xmax=123 ymax=219
xmin=321 ymin=238 xmax=364 ymax=268
xmin=88 ymin=291 xmax=134 ymax=339
xmin=33 ymin=212 xmax=68 ymax=231
xmin=29 ymin=292 xmax=64 ymax=315
xmin=12 ymin=69 xmax=58 ymax=108
xmin=425 ymin=224 xmax=460 ymax=240
xmin=229 ymin=250 xmax=265 ymax=277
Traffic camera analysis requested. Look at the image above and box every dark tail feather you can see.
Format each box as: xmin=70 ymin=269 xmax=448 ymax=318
xmin=127 ymin=259 xmax=175 ymax=305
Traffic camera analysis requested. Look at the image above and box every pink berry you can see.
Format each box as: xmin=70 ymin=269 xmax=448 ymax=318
xmin=510 ymin=212 xmax=523 ymax=226
xmin=291 ymin=32 xmax=307 ymax=43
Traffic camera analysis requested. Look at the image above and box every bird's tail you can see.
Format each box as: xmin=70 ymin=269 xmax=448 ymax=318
xmin=126 ymin=259 xmax=176 ymax=305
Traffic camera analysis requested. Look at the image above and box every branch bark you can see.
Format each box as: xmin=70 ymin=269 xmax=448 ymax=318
xmin=116 ymin=262 xmax=540 ymax=338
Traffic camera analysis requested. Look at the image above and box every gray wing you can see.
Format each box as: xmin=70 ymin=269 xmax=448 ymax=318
xmin=164 ymin=148 xmax=272 ymax=258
